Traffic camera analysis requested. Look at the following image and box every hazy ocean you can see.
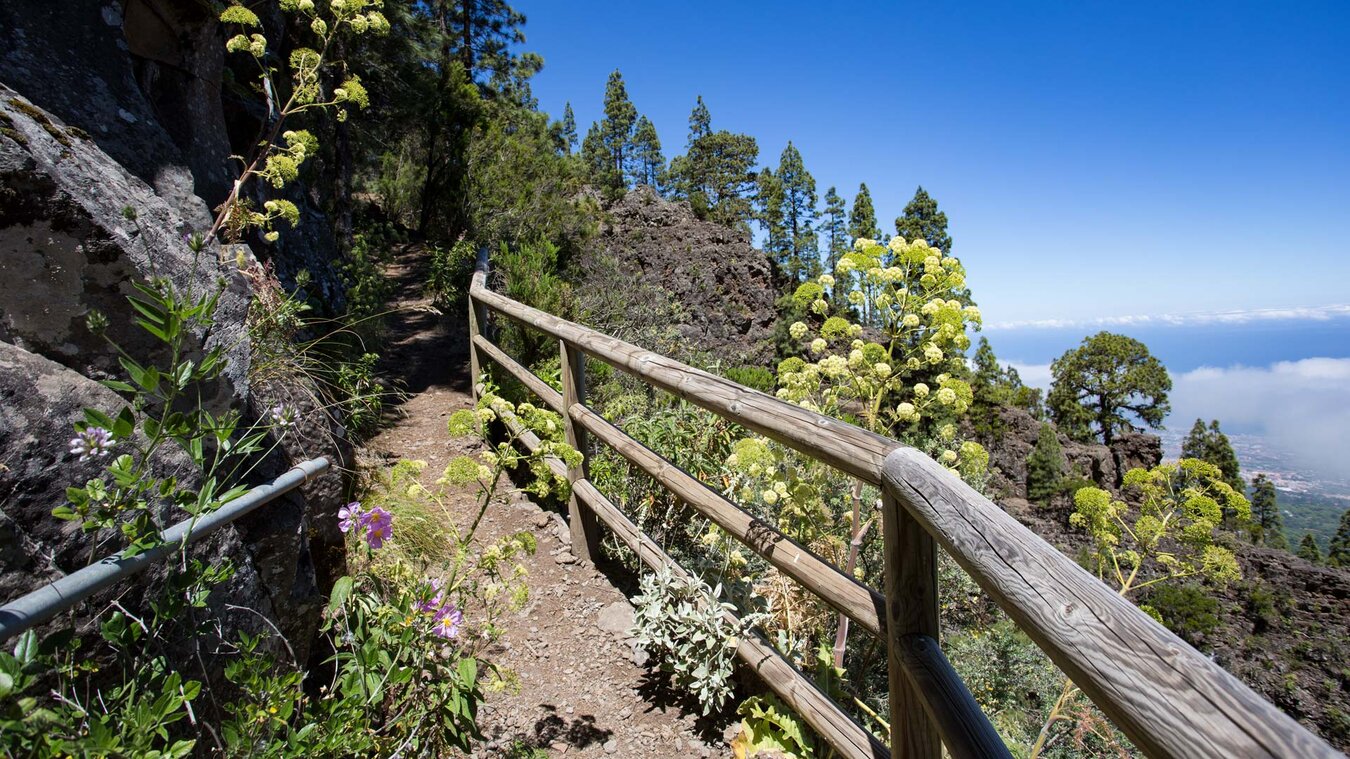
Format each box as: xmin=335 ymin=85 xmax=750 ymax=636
xmin=982 ymin=319 xmax=1350 ymax=373
xmin=983 ymin=317 xmax=1350 ymax=516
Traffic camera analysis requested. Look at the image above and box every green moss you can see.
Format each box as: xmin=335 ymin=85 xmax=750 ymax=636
xmin=6 ymin=97 xmax=72 ymax=147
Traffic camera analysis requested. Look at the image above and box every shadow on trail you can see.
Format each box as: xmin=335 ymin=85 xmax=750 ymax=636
xmin=373 ymin=244 xmax=472 ymax=406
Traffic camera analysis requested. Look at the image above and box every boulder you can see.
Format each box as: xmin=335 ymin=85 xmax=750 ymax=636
xmin=0 ymin=86 xmax=348 ymax=661
xmin=593 ymin=186 xmax=782 ymax=366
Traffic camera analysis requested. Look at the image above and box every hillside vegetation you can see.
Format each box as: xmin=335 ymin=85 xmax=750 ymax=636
xmin=0 ymin=0 xmax=1345 ymax=757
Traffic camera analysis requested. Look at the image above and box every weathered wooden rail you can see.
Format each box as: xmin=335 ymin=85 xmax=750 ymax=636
xmin=469 ymin=249 xmax=1340 ymax=759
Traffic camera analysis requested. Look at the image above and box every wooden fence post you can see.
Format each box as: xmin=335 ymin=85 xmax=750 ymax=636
xmin=882 ymin=488 xmax=942 ymax=759
xmin=468 ymin=298 xmax=483 ymax=399
xmin=560 ymin=339 xmax=600 ymax=563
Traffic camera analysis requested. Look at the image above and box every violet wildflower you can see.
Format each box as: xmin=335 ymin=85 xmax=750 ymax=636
xmin=268 ymin=403 xmax=296 ymax=428
xmin=362 ymin=506 xmax=393 ymax=549
xmin=69 ymin=427 xmax=113 ymax=461
xmin=337 ymin=502 xmax=363 ymax=533
xmin=432 ymin=604 xmax=463 ymax=639
xmin=417 ymin=578 xmax=446 ymax=614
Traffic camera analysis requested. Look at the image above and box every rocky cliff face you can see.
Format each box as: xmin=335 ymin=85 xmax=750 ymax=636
xmin=0 ymin=3 xmax=350 ymax=661
xmin=592 ymin=186 xmax=781 ymax=366
xmin=982 ymin=405 xmax=1162 ymax=504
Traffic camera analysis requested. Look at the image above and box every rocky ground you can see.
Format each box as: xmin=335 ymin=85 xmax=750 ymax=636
xmin=363 ymin=246 xmax=737 ymax=757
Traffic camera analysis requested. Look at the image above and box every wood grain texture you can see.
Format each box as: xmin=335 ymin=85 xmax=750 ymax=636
xmin=561 ymin=339 xmax=600 ymax=564
xmin=570 ymin=402 xmax=886 ymax=638
xmin=881 ymin=490 xmax=942 ymax=759
xmin=470 ymin=283 xmax=899 ymax=483
xmin=883 ymin=447 xmax=1342 ymax=759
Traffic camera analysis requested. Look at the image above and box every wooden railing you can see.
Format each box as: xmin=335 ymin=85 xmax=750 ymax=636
xmin=468 ymin=249 xmax=1340 ymax=759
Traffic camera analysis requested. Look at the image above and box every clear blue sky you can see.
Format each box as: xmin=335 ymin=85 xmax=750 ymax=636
xmin=516 ymin=0 xmax=1350 ymax=326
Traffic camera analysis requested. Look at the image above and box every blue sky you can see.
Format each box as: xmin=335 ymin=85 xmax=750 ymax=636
xmin=518 ymin=0 xmax=1350 ymax=326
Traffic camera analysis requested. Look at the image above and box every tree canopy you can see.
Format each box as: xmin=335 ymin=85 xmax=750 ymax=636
xmin=1047 ymin=332 xmax=1171 ymax=445
xmin=667 ymin=97 xmax=759 ymax=230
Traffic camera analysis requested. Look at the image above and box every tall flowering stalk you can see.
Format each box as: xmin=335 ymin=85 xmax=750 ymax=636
xmin=726 ymin=235 xmax=990 ymax=670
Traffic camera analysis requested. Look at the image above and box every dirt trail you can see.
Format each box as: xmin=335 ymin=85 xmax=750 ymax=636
xmin=363 ymin=246 xmax=735 ymax=757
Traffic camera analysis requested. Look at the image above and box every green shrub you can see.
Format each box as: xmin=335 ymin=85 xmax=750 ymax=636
xmin=724 ymin=365 xmax=775 ymax=394
xmin=1146 ymin=583 xmax=1221 ymax=645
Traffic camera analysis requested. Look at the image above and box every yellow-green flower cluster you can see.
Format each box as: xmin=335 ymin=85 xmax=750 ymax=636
xmin=1072 ymin=458 xmax=1249 ymax=595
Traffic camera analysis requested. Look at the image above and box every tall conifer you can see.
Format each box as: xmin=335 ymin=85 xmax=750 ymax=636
xmin=822 ymin=186 xmax=848 ymax=287
xmin=560 ymin=102 xmax=578 ymax=154
xmin=598 ymin=70 xmax=636 ymax=194
xmin=1251 ymin=474 xmax=1288 ymax=550
xmin=894 ymin=186 xmax=952 ymax=253
xmin=775 ymin=142 xmax=819 ymax=283
xmin=668 ymin=96 xmax=758 ymax=229
xmin=849 ymin=183 xmax=880 ymax=241
xmin=1327 ymin=510 xmax=1350 ymax=567
xmin=631 ymin=116 xmax=665 ymax=189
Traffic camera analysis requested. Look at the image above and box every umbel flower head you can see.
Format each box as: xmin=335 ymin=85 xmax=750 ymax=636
xmin=69 ymin=427 xmax=113 ymax=461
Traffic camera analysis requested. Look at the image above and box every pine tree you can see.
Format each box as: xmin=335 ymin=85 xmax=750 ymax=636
xmin=775 ymin=142 xmax=819 ymax=283
xmin=1026 ymin=423 xmax=1067 ymax=506
xmin=849 ymin=182 xmax=881 ymax=241
xmin=1327 ymin=510 xmax=1350 ymax=568
xmin=598 ymin=69 xmax=636 ymax=195
xmin=1181 ymin=419 xmax=1209 ymax=460
xmin=1250 ymin=474 xmax=1288 ymax=550
xmin=756 ymin=168 xmax=787 ymax=263
xmin=631 ymin=115 xmax=665 ymax=189
xmin=1297 ymin=533 xmax=1323 ymax=564
xmin=1205 ymin=420 xmax=1243 ymax=494
xmin=581 ymin=121 xmax=615 ymax=190
xmin=1180 ymin=419 xmax=1245 ymax=504
xmin=821 ymin=186 xmax=848 ymax=287
xmin=667 ymin=96 xmax=758 ymax=230
xmin=894 ymin=185 xmax=952 ymax=253
xmin=560 ymin=102 xmax=577 ymax=154
xmin=442 ymin=0 xmax=526 ymax=81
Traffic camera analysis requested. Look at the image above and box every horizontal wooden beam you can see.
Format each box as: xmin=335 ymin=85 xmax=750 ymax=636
xmin=882 ymin=448 xmax=1341 ymax=759
xmin=569 ymin=402 xmax=886 ymax=639
xmin=571 ymin=477 xmax=890 ymax=759
xmin=491 ymin=398 xmax=887 ymax=759
xmin=471 ymin=283 xmax=898 ymax=484
xmin=472 ymin=334 xmax=565 ymax=413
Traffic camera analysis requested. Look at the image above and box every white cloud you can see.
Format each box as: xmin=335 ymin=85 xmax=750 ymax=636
xmin=1008 ymin=358 xmax=1350 ymax=481
xmin=986 ymin=304 xmax=1350 ymax=331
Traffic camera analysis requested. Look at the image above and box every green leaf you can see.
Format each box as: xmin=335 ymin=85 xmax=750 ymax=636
xmin=83 ymin=408 xmax=114 ymax=430
xmin=327 ymin=576 xmax=354 ymax=615
xmin=12 ymin=631 xmax=37 ymax=665
xmin=113 ymin=407 xmax=135 ymax=440
xmin=99 ymin=379 xmax=136 ymax=393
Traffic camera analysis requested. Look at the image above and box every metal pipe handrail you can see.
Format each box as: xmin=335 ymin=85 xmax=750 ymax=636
xmin=0 ymin=457 xmax=331 ymax=643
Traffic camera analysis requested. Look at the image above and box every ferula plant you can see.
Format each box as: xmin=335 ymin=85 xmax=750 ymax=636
xmin=723 ymin=234 xmax=989 ymax=669
xmin=1029 ymin=458 xmax=1250 ymax=757
xmin=215 ymin=0 xmax=386 ymax=242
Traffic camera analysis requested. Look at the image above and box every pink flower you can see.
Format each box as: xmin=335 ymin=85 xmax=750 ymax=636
xmin=69 ymin=427 xmax=113 ymax=461
xmin=417 ymin=578 xmax=445 ymax=614
xmin=432 ymin=604 xmax=463 ymax=639
xmin=337 ymin=502 xmax=362 ymax=533
xmin=362 ymin=506 xmax=393 ymax=549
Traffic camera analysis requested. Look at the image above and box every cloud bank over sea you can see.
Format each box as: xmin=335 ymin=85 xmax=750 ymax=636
xmin=987 ymin=304 xmax=1350 ymax=331
xmin=1008 ymin=358 xmax=1350 ymax=482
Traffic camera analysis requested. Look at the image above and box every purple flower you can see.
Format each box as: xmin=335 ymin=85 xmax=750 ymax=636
xmin=337 ymin=502 xmax=362 ymax=533
xmin=268 ymin=403 xmax=295 ymax=428
xmin=432 ymin=603 xmax=463 ymax=639
xmin=362 ymin=506 xmax=393 ymax=549
xmin=69 ymin=427 xmax=113 ymax=461
xmin=417 ymin=578 xmax=445 ymax=614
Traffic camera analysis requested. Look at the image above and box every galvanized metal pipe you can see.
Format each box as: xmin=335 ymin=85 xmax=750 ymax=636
xmin=0 ymin=456 xmax=331 ymax=643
